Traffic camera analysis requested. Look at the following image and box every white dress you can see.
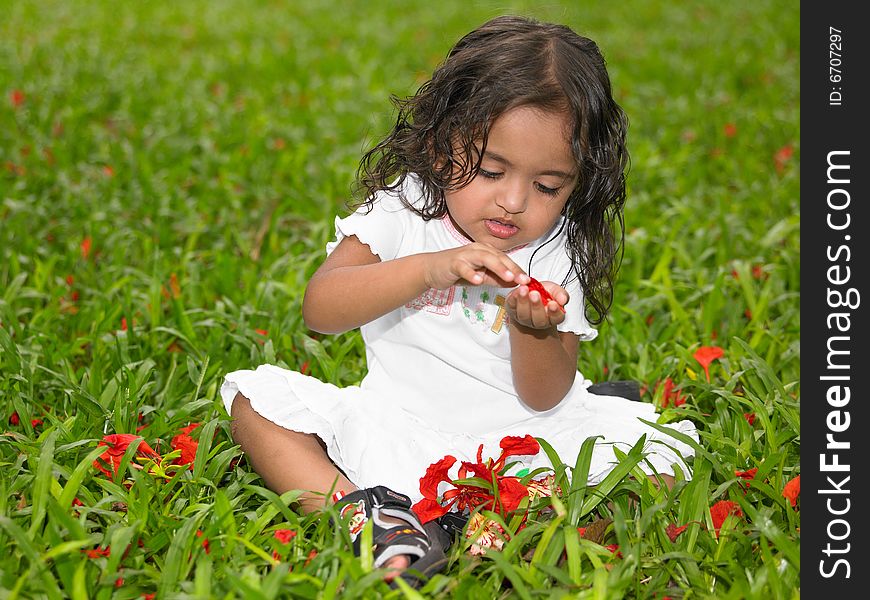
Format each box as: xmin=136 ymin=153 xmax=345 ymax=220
xmin=220 ymin=175 xmax=699 ymax=502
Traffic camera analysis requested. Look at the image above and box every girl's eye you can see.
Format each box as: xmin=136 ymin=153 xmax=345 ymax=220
xmin=479 ymin=169 xmax=502 ymax=180
xmin=535 ymin=183 xmax=561 ymax=196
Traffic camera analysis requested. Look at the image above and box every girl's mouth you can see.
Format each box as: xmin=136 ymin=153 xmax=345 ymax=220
xmin=484 ymin=219 xmax=519 ymax=239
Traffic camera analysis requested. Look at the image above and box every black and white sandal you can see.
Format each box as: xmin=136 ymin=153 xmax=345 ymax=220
xmin=334 ymin=486 xmax=433 ymax=571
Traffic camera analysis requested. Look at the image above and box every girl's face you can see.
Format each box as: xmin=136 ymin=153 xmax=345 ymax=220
xmin=444 ymin=106 xmax=578 ymax=252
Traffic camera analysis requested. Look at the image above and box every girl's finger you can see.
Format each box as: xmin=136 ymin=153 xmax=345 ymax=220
xmin=469 ymin=247 xmax=526 ymax=283
xmin=529 ymin=293 xmax=552 ymax=328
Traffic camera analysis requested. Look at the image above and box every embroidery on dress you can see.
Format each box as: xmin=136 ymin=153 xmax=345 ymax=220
xmin=460 ymin=287 xmax=509 ymax=333
xmin=406 ymin=286 xmax=455 ymax=316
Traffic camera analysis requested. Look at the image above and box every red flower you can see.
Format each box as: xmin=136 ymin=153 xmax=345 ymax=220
xmin=171 ymin=423 xmax=200 ymax=469
xmin=605 ymin=543 xmax=622 ymax=558
xmin=142 ymin=594 xmax=155 ymax=600
xmin=419 ymin=455 xmax=456 ymax=499
xmin=735 ymin=467 xmax=758 ymax=481
xmin=72 ymin=497 xmax=84 ymax=507
xmin=93 ymin=434 xmax=161 ymax=478
xmin=527 ymin=277 xmax=565 ymax=313
xmin=9 ymin=411 xmax=19 ymax=426
xmin=693 ymin=346 xmax=724 ymax=381
xmin=665 ymin=523 xmax=689 ymax=542
xmin=710 ymin=500 xmax=743 ymax=536
xmin=121 ymin=317 xmax=128 ymax=331
xmin=168 ymin=273 xmax=181 ymax=299
xmin=196 ymin=530 xmax=210 ymax=554
xmin=743 ymin=412 xmax=756 ymax=425
xmin=774 ymin=144 xmax=794 ymax=174
xmin=115 ymin=576 xmax=124 ymax=588
xmin=412 ymin=436 xmax=539 ymax=524
xmin=271 ymin=550 xmax=281 ymax=562
xmin=658 ymin=378 xmax=686 ymax=408
xmin=31 ymin=418 xmax=43 ymax=428
xmin=735 ymin=467 xmax=758 ymax=491
xmin=81 ymin=237 xmax=92 ymax=259
xmin=497 ymin=435 xmax=540 ymax=465
xmin=66 ymin=275 xmax=74 ymax=286
xmin=273 ymin=529 xmax=297 ymax=544
xmin=723 ymin=122 xmax=737 ymax=137
xmin=85 ymin=546 xmax=111 ymax=559
xmin=102 ymin=165 xmax=114 ymax=177
xmin=782 ymin=475 xmax=800 ymax=508
xmin=10 ymin=89 xmax=25 ymax=107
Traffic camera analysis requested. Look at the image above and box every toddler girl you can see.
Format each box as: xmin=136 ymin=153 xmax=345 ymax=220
xmin=222 ymin=15 xmax=698 ymax=580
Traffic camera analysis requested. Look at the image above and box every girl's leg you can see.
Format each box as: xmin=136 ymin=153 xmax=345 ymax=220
xmin=230 ymin=392 xmax=412 ymax=575
xmin=230 ymin=391 xmax=357 ymax=513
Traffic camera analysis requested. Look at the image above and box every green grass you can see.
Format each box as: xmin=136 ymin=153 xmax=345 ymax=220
xmin=1 ymin=0 xmax=799 ymax=598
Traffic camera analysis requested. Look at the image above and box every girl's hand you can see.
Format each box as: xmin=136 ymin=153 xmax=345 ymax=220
xmin=422 ymin=243 xmax=529 ymax=290
xmin=506 ymin=280 xmax=568 ymax=330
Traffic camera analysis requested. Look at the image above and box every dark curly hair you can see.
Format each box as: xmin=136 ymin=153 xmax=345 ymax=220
xmin=355 ymin=15 xmax=629 ymax=324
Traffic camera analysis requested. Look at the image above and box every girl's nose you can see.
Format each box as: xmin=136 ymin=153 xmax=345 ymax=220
xmin=495 ymin=180 xmax=528 ymax=214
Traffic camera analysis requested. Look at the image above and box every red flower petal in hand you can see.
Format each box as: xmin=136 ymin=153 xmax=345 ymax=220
xmin=782 ymin=474 xmax=800 ymax=508
xmin=710 ymin=499 xmax=744 ymax=536
xmin=94 ymin=434 xmax=161 ymax=478
xmin=693 ymin=346 xmax=724 ymax=381
xmin=527 ymin=277 xmax=565 ymax=313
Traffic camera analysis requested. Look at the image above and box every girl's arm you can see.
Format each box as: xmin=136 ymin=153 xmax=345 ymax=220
xmin=509 ymin=323 xmax=579 ymax=411
xmin=505 ymin=284 xmax=579 ymax=411
xmin=303 ymin=236 xmax=526 ymax=334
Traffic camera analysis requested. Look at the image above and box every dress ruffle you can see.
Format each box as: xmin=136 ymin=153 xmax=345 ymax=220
xmin=221 ymin=365 xmax=698 ymax=502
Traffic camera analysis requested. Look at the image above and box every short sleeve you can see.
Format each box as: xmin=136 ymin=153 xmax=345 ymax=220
xmin=325 ymin=188 xmax=413 ymax=261
xmin=541 ymin=251 xmax=598 ymax=342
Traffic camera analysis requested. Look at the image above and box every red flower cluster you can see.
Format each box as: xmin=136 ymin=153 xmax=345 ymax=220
xmin=412 ymin=435 xmax=540 ymax=524
xmin=93 ymin=434 xmax=160 ymax=478
xmin=93 ymin=423 xmax=203 ymax=479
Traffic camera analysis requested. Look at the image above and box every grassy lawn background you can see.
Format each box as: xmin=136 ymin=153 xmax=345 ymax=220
xmin=1 ymin=1 xmax=799 ymax=598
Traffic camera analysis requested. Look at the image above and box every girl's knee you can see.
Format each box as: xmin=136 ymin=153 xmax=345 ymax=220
xmin=229 ymin=392 xmax=254 ymax=444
